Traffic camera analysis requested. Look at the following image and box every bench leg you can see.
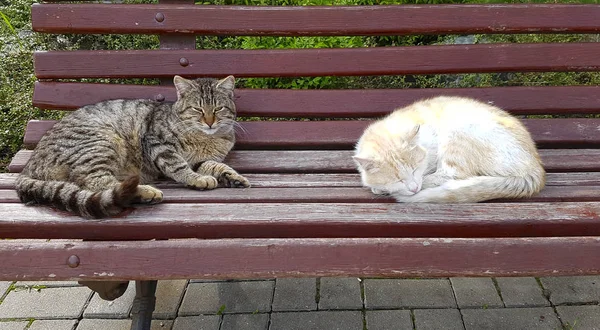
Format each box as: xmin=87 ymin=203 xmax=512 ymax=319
xmin=130 ymin=280 xmax=158 ymax=330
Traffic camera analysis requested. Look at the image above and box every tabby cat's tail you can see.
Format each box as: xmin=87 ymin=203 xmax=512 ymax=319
xmin=395 ymin=174 xmax=545 ymax=203
xmin=15 ymin=175 xmax=140 ymax=218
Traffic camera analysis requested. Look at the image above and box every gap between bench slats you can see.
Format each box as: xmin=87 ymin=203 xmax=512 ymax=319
xmin=33 ymin=82 xmax=600 ymax=116
xmin=34 ymin=43 xmax=600 ymax=79
xmin=21 ymin=119 xmax=600 ymax=150
xmin=31 ymin=4 xmax=600 ymax=35
xmin=8 ymin=149 xmax=600 ymax=173
xmin=4 ymin=172 xmax=600 ymax=189
xmin=2 ymin=185 xmax=600 ymax=204
xmin=1 ymin=202 xmax=600 ymax=240
xmin=2 ymin=237 xmax=600 ymax=280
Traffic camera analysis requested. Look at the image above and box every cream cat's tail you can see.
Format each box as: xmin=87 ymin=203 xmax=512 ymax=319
xmin=15 ymin=175 xmax=140 ymax=218
xmin=394 ymin=175 xmax=545 ymax=203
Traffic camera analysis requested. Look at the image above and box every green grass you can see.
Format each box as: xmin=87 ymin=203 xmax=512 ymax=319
xmin=1 ymin=0 xmax=599 ymax=171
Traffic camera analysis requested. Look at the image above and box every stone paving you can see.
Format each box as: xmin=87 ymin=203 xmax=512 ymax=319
xmin=0 ymin=276 xmax=599 ymax=330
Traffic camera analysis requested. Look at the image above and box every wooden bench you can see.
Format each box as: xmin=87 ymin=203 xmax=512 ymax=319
xmin=2 ymin=1 xmax=600 ymax=329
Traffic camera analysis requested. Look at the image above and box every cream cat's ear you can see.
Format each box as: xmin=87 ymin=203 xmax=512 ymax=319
xmin=408 ymin=125 xmax=421 ymax=140
xmin=174 ymin=75 xmax=194 ymax=98
xmin=352 ymin=156 xmax=379 ymax=173
xmin=216 ymin=75 xmax=235 ymax=91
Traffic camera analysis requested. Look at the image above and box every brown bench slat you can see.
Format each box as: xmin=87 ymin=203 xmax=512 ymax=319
xmin=21 ymin=119 xmax=600 ymax=150
xmin=34 ymin=43 xmax=600 ymax=79
xmin=2 ymin=185 xmax=600 ymax=204
xmin=33 ymin=82 xmax=600 ymax=116
xmin=2 ymin=202 xmax=600 ymax=240
xmin=5 ymin=172 xmax=600 ymax=190
xmin=2 ymin=237 xmax=600 ymax=280
xmin=8 ymin=149 xmax=600 ymax=174
xmin=32 ymin=4 xmax=600 ymax=35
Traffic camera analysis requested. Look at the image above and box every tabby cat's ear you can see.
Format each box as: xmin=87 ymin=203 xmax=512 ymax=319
xmin=353 ymin=156 xmax=379 ymax=173
xmin=216 ymin=75 xmax=235 ymax=92
xmin=173 ymin=75 xmax=194 ymax=98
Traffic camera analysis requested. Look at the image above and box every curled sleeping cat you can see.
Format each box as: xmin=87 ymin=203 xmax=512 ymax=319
xmin=354 ymin=96 xmax=545 ymax=203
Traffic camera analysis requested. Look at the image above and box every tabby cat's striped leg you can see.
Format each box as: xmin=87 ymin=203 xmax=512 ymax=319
xmin=151 ymin=148 xmax=218 ymax=190
xmin=195 ymin=160 xmax=250 ymax=188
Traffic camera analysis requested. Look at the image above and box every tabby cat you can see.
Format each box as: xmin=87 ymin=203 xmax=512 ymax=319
xmin=354 ymin=96 xmax=545 ymax=203
xmin=16 ymin=75 xmax=249 ymax=218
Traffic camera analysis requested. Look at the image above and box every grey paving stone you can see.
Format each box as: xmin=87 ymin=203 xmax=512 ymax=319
xmin=462 ymin=307 xmax=561 ymax=330
xmin=153 ymin=280 xmax=189 ymax=319
xmin=0 ymin=321 xmax=27 ymax=330
xmin=178 ymin=281 xmax=274 ymax=315
xmin=540 ymin=276 xmax=600 ymax=305
xmin=557 ymin=305 xmax=600 ymax=330
xmin=364 ymin=279 xmax=456 ymax=309
xmin=319 ymin=278 xmax=362 ymax=310
xmin=172 ymin=316 xmax=220 ymax=330
xmin=450 ymin=278 xmax=503 ymax=309
xmin=366 ymin=310 xmax=412 ymax=330
xmin=83 ymin=283 xmax=135 ymax=318
xmin=0 ymin=282 xmax=12 ymax=297
xmin=270 ymin=311 xmax=363 ymax=330
xmin=495 ymin=277 xmax=549 ymax=307
xmin=16 ymin=281 xmax=79 ymax=287
xmin=221 ymin=313 xmax=269 ymax=330
xmin=28 ymin=319 xmax=77 ymax=330
xmin=76 ymin=319 xmax=172 ymax=330
xmin=414 ymin=309 xmax=465 ymax=330
xmin=0 ymin=287 xmax=92 ymax=319
xmin=272 ymin=278 xmax=317 ymax=312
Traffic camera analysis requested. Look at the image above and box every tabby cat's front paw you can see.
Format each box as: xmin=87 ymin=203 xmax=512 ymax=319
xmin=187 ymin=175 xmax=219 ymax=190
xmin=220 ymin=172 xmax=250 ymax=188
xmin=135 ymin=185 xmax=163 ymax=204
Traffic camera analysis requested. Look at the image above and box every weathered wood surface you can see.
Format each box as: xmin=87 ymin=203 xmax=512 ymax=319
xmin=9 ymin=149 xmax=600 ymax=174
xmin=20 ymin=119 xmax=600 ymax=150
xmin=1 ymin=202 xmax=600 ymax=240
xmin=2 ymin=237 xmax=600 ymax=280
xmin=33 ymin=82 xmax=600 ymax=116
xmin=34 ymin=43 xmax=600 ymax=79
xmin=32 ymin=4 xmax=600 ymax=35
xmin=4 ymin=172 xmax=600 ymax=190
xmin=3 ymin=185 xmax=600 ymax=204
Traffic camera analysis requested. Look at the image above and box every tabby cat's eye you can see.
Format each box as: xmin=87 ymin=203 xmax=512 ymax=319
xmin=214 ymin=107 xmax=225 ymax=113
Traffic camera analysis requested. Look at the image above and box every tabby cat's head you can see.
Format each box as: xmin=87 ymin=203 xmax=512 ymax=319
xmin=173 ymin=75 xmax=237 ymax=135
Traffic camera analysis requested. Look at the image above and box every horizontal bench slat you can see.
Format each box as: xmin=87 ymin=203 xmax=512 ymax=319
xmin=34 ymin=43 xmax=600 ymax=79
xmin=33 ymin=82 xmax=600 ymax=116
xmin=21 ymin=119 xmax=600 ymax=150
xmin=31 ymin=4 xmax=600 ymax=35
xmin=8 ymin=149 xmax=600 ymax=174
xmin=2 ymin=185 xmax=600 ymax=204
xmin=1 ymin=202 xmax=600 ymax=240
xmin=5 ymin=172 xmax=600 ymax=190
xmin=2 ymin=237 xmax=600 ymax=280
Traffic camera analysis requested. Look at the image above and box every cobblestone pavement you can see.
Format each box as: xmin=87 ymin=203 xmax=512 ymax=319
xmin=0 ymin=276 xmax=599 ymax=330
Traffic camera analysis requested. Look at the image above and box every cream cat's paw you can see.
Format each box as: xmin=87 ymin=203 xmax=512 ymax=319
xmin=220 ymin=172 xmax=250 ymax=188
xmin=135 ymin=185 xmax=163 ymax=204
xmin=187 ymin=175 xmax=219 ymax=190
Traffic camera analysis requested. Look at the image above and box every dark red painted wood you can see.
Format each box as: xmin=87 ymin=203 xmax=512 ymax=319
xmin=2 ymin=237 xmax=600 ymax=280
xmin=8 ymin=149 xmax=600 ymax=174
xmin=34 ymin=43 xmax=600 ymax=79
xmin=21 ymin=119 xmax=600 ymax=150
xmin=4 ymin=172 xmax=597 ymax=190
xmin=33 ymin=82 xmax=600 ymax=116
xmin=32 ymin=4 xmax=600 ymax=35
xmin=2 ymin=202 xmax=600 ymax=240
xmin=3 ymin=185 xmax=600 ymax=204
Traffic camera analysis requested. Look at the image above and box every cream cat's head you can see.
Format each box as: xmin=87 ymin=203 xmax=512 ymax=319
xmin=354 ymin=125 xmax=427 ymax=196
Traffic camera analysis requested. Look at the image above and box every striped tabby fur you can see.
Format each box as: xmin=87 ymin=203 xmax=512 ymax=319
xmin=16 ymin=75 xmax=249 ymax=218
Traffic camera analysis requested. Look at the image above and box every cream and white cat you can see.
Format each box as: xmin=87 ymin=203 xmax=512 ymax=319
xmin=353 ymin=96 xmax=545 ymax=203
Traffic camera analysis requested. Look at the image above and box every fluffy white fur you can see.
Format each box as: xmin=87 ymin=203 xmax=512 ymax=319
xmin=354 ymin=96 xmax=545 ymax=203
